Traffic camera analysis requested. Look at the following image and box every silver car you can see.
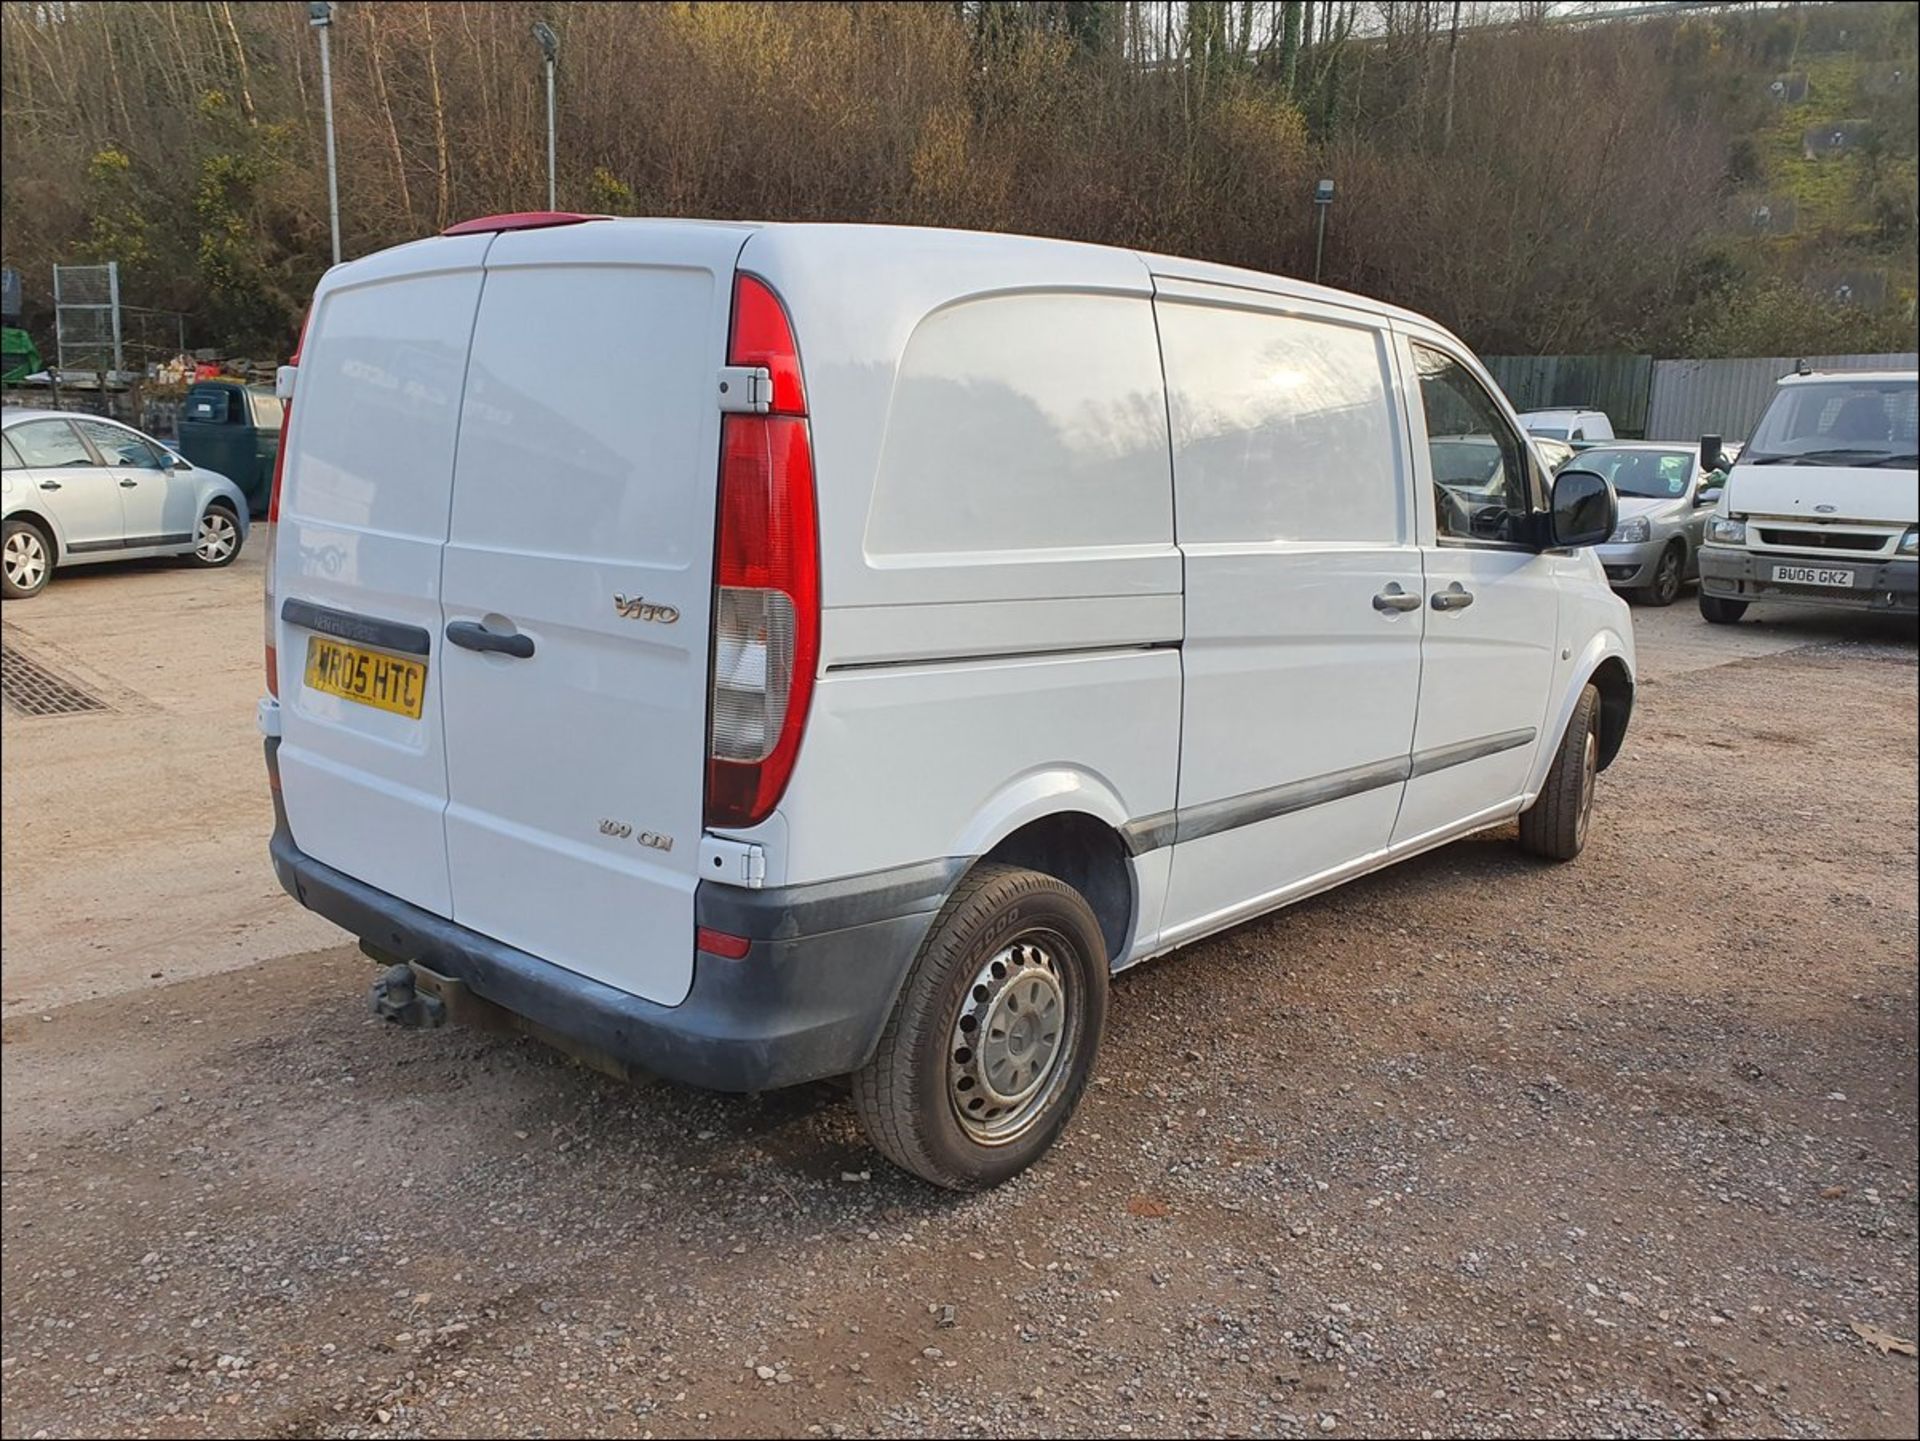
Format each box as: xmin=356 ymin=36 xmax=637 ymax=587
xmin=2 ymin=408 xmax=251 ymax=600
xmin=1582 ymin=442 xmax=1730 ymax=606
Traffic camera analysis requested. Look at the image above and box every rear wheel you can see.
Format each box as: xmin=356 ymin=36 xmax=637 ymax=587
xmin=2 ymin=518 xmax=53 ymax=599
xmin=851 ymin=862 xmax=1108 ymax=1190
xmin=188 ymin=503 xmax=242 ymax=568
xmin=1518 ymin=683 xmax=1599 ymax=862
xmin=1632 ymin=543 xmax=1685 ymax=607
xmin=1699 ymin=592 xmax=1747 ymax=625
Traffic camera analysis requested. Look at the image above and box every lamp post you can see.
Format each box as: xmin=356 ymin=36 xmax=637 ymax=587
xmin=533 ymin=22 xmax=559 ymax=211
xmin=310 ymin=2 xmax=341 ymax=266
xmin=1311 ymin=178 xmax=1335 ymax=286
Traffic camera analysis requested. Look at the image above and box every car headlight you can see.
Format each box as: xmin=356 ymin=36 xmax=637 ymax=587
xmin=1901 ymin=526 xmax=1918 ymax=556
xmin=1706 ymin=516 xmax=1747 ymax=546
xmin=1610 ymin=516 xmax=1651 ymax=544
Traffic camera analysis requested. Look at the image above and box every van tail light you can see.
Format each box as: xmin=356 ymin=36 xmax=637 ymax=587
xmin=705 ymin=275 xmax=819 ymax=830
xmin=264 ymin=308 xmax=311 ymax=699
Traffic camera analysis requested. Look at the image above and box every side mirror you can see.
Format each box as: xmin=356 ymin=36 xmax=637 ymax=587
xmin=1698 ymin=433 xmax=1726 ymax=473
xmin=1548 ymin=467 xmax=1616 ymax=548
xmin=1697 ymin=484 xmax=1723 ymax=507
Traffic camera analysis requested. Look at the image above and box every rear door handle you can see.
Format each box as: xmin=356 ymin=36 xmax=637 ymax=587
xmin=446 ymin=620 xmax=535 ymax=658
xmin=119 ymin=478 xmax=139 ymax=488
xmin=38 ymin=479 xmax=61 ymax=491
xmin=1372 ymin=583 xmax=1421 ymax=613
xmin=1431 ymin=582 xmax=1474 ymax=612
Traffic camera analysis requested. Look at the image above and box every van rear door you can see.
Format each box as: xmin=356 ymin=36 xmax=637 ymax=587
xmin=274 ymin=235 xmax=493 ymax=918
xmin=437 ymin=222 xmax=750 ymax=1008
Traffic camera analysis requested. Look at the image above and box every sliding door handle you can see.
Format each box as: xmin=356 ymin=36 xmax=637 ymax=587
xmin=1372 ymin=583 xmax=1421 ymax=613
xmin=446 ymin=620 xmax=535 ymax=658
xmin=1431 ymin=583 xmax=1475 ymax=612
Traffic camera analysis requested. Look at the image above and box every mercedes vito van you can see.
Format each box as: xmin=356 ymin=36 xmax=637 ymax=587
xmin=261 ymin=215 xmax=1635 ymax=1189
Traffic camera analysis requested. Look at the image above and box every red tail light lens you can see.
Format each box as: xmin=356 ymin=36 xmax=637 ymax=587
xmin=264 ymin=309 xmax=310 ymax=699
xmin=705 ymin=276 xmax=819 ymax=830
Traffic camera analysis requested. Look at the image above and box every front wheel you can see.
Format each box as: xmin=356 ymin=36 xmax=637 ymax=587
xmin=2 ymin=517 xmax=54 ymax=599
xmin=1699 ymin=591 xmax=1747 ymax=625
xmin=1518 ymin=683 xmax=1599 ymax=862
xmin=1632 ymin=544 xmax=1685 ymax=607
xmin=851 ymin=862 xmax=1108 ymax=1190
xmin=188 ymin=504 xmax=243 ymax=568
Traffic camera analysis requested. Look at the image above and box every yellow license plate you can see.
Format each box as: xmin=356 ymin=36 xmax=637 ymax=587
xmin=303 ymin=636 xmax=427 ymax=719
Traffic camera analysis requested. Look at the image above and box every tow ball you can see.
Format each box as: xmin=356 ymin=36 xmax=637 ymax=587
xmin=369 ymin=962 xmax=447 ymax=1029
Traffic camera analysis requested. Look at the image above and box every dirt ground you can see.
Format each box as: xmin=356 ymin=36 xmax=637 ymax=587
xmin=3 ymin=558 xmax=1916 ymax=1440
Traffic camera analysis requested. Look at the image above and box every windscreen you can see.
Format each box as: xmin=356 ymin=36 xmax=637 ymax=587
xmin=1744 ymin=380 xmax=1919 ymax=468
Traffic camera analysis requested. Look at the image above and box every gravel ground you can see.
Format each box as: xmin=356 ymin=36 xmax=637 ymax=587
xmin=3 ymin=621 xmax=1916 ymax=1440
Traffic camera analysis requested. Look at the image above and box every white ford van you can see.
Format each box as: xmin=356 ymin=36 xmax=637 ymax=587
xmin=1697 ymin=369 xmax=1918 ymax=623
xmin=260 ymin=214 xmax=1635 ymax=1188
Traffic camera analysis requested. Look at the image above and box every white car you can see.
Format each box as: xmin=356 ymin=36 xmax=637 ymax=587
xmin=261 ymin=214 xmax=1636 ymax=1189
xmin=2 ymin=408 xmax=250 ymax=599
xmin=1518 ymin=408 xmax=1616 ymax=446
xmin=1698 ymin=370 xmax=1918 ymax=622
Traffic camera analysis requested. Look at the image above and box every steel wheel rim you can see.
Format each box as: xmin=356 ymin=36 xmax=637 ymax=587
xmin=1656 ymin=550 xmax=1680 ymax=602
xmin=196 ymin=512 xmax=236 ymax=562
xmin=949 ymin=932 xmax=1079 ymax=1146
xmin=1576 ymin=727 xmax=1598 ymax=846
xmin=4 ymin=530 xmax=47 ymax=589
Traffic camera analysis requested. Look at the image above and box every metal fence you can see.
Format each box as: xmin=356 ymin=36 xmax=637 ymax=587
xmin=52 ymin=262 xmax=123 ymax=377
xmin=1484 ymin=354 xmax=1654 ymax=437
xmin=1490 ymin=350 xmax=1918 ymax=443
xmin=1645 ymin=353 xmax=1919 ymax=442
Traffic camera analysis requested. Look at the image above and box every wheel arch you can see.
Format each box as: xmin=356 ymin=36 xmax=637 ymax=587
xmin=1587 ymin=656 xmax=1633 ymax=770
xmin=3 ymin=505 xmax=68 ymax=560
xmin=961 ymin=806 xmax=1138 ymax=967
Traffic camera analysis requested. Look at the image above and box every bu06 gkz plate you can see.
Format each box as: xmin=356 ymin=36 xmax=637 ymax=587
xmin=1771 ymin=564 xmax=1855 ymax=589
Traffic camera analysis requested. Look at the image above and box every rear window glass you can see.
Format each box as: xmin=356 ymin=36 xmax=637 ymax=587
xmin=185 ymin=388 xmax=233 ymax=424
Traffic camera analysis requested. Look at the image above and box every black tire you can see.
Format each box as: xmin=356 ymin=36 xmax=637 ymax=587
xmin=2 ymin=517 xmax=54 ymax=600
xmin=187 ymin=501 xmax=243 ymax=568
xmin=1518 ymin=683 xmax=1599 ymax=862
xmin=1631 ymin=543 xmax=1685 ymax=607
xmin=1699 ymin=591 xmax=1747 ymax=625
xmin=851 ymin=862 xmax=1108 ymax=1191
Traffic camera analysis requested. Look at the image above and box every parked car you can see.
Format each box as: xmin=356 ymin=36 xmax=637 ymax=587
xmin=1577 ymin=441 xmax=1732 ymax=605
xmin=177 ymin=380 xmax=285 ymax=516
xmin=261 ymin=214 xmax=1635 ymax=1189
xmin=1518 ymin=408 xmax=1616 ymax=447
xmin=1698 ymin=369 xmax=1918 ymax=623
xmin=2 ymin=408 xmax=250 ymax=600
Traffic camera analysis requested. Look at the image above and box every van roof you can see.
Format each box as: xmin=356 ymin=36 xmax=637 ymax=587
xmin=376 ymin=215 xmax=1446 ymax=338
xmin=1778 ymin=369 xmax=1918 ymax=385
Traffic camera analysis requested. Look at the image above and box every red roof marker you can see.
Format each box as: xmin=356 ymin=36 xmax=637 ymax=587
xmin=440 ymin=211 xmax=610 ymax=237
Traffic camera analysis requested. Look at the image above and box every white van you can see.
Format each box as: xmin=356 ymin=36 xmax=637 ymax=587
xmin=1697 ymin=369 xmax=1918 ymax=623
xmin=1517 ymin=408 xmax=1616 ymax=446
xmin=260 ymin=215 xmax=1635 ymax=1188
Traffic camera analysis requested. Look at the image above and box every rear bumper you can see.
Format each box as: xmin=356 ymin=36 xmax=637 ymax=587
xmin=266 ymin=740 xmax=955 ymax=1092
xmin=1699 ymin=546 xmax=1918 ymax=612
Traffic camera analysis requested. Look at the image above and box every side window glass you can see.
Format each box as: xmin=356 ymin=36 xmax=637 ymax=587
xmin=1 ymin=434 xmax=24 ymax=471
xmin=74 ymin=419 xmax=165 ymax=469
xmin=9 ymin=420 xmax=99 ymax=468
xmin=1412 ymin=344 xmax=1532 ymax=544
xmin=1158 ymin=303 xmax=1404 ymax=544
